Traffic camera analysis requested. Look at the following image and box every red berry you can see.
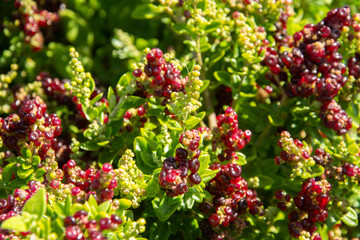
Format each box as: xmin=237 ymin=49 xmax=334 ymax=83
xmin=71 ymin=187 xmax=81 ymax=196
xmin=50 ymin=180 xmax=59 ymax=189
xmin=108 ymin=179 xmax=118 ymax=189
xmin=111 ymin=214 xmax=123 ymax=225
xmin=102 ymin=163 xmax=113 ymax=172
xmin=65 ymin=226 xmax=83 ymax=240
xmin=101 ymin=189 xmax=114 ymax=200
xmin=189 ymin=140 xmax=199 ymax=151
xmin=67 ymin=160 xmax=76 ymax=168
xmin=209 ymin=213 xmax=221 ymax=226
xmin=132 ymin=69 xmax=142 ymax=77
xmin=188 ymin=158 xmax=200 ymax=173
xmin=99 ymin=218 xmax=112 ymax=230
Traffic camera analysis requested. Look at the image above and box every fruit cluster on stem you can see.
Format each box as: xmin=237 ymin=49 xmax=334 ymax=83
xmin=276 ymin=178 xmax=331 ymax=239
xmin=213 ymin=107 xmax=251 ymax=162
xmin=159 ymin=129 xmax=202 ymax=197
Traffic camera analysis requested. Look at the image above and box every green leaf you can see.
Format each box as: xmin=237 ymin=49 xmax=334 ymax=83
xmin=236 ymin=153 xmax=247 ymax=166
xmin=204 ymin=21 xmax=221 ymax=33
xmin=34 ymin=168 xmax=47 ymax=180
xmin=1 ymin=216 xmax=28 ymax=232
xmin=22 ymin=187 xmax=46 ymax=219
xmin=172 ymin=23 xmax=188 ymax=34
xmin=88 ymin=194 xmax=98 ymax=209
xmin=200 ymin=43 xmax=211 ymax=53
xmin=268 ymin=113 xmax=284 ymax=126
xmin=208 ymin=50 xmax=225 ymax=67
xmin=117 ymin=72 xmax=132 ymax=90
xmin=185 ymin=115 xmax=203 ymax=129
xmin=146 ymin=178 xmax=160 ymax=198
xmin=59 ymin=9 xmax=94 ymax=47
xmin=133 ymin=137 xmax=157 ymax=167
xmin=97 ymin=141 xmax=109 ymax=146
xmin=348 ymin=143 xmax=360 ymax=155
xmin=107 ymin=232 xmax=119 ymax=240
xmin=90 ymin=92 xmax=103 ymax=105
xmin=158 ymin=118 xmax=182 ymax=131
xmin=188 ymin=186 xmax=204 ymax=203
xmin=98 ymin=201 xmax=111 ymax=213
xmin=107 ymin=87 xmax=116 ymax=109
xmin=65 ymin=195 xmax=72 ymax=216
xmin=87 ymin=195 xmax=98 ymax=217
xmin=121 ymin=97 xmax=146 ymax=111
xmin=53 ymin=202 xmax=65 ymax=217
xmin=21 ymin=147 xmax=32 ymax=159
xmin=198 ymin=152 xmax=210 ymax=174
xmin=199 ymin=80 xmax=210 ymax=93
xmin=17 ymin=167 xmax=34 ymax=179
xmin=152 ymin=194 xmax=182 ymax=221
xmin=118 ymin=199 xmax=133 ymax=211
xmin=214 ymin=71 xmax=231 ymax=86
xmin=199 ymin=169 xmax=219 ymax=183
xmin=183 ymin=40 xmax=197 ymax=51
xmin=80 ymin=141 xmax=102 ymax=151
xmin=2 ymin=163 xmax=16 ymax=182
xmin=98 ymin=151 xmax=117 ymax=165
xmin=150 ymin=221 xmax=171 ymax=240
xmin=132 ymin=4 xmax=164 ymax=19
xmin=86 ymin=107 xmax=99 ymax=121
xmin=39 ymin=215 xmax=51 ymax=239
xmin=342 ymin=207 xmax=358 ymax=227
xmin=291 ymin=105 xmax=311 ymax=117
xmin=301 ymin=165 xmax=324 ymax=179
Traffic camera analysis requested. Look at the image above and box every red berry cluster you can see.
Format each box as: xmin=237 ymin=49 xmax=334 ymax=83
xmin=133 ymin=48 xmax=185 ymax=104
xmin=312 ymin=148 xmax=332 ymax=166
xmin=0 ymin=186 xmax=39 ymax=239
xmin=15 ymin=0 xmax=59 ymax=51
xmin=276 ymin=178 xmax=331 ymax=239
xmin=159 ymin=130 xmax=202 ymax=197
xmin=0 ymin=181 xmax=43 ymax=224
xmin=36 ymin=72 xmax=92 ymax=130
xmin=121 ymin=105 xmax=147 ymax=132
xmin=348 ymin=53 xmax=360 ymax=80
xmin=199 ymin=162 xmax=263 ymax=240
xmin=342 ymin=162 xmax=360 ymax=178
xmin=0 ymin=96 xmax=63 ymax=160
xmin=213 ymin=107 xmax=251 ymax=162
xmin=0 ymin=195 xmax=19 ymax=224
xmin=319 ymin=100 xmax=352 ymax=135
xmin=263 ymin=7 xmax=353 ymax=134
xmin=197 ymin=126 xmax=213 ymax=141
xmin=60 ymin=161 xmax=117 ymax=203
xmin=273 ymin=12 xmax=292 ymax=48
xmin=36 ymin=72 xmax=71 ymax=105
xmin=275 ymin=131 xmax=312 ymax=165
xmin=302 ymin=148 xmax=359 ymax=182
xmin=37 ymin=71 xmax=110 ymax=127
xmin=64 ymin=210 xmax=123 ymax=240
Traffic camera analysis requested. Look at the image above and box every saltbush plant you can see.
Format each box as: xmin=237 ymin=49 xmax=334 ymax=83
xmin=1 ymin=0 xmax=360 ymax=239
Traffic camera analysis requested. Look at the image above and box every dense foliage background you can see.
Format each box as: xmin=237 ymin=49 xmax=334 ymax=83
xmin=1 ymin=0 xmax=360 ymax=239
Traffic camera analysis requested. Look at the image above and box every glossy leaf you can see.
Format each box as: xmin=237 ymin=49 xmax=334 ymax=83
xmin=152 ymin=194 xmax=182 ymax=221
xmin=342 ymin=207 xmax=358 ymax=227
xmin=22 ymin=187 xmax=46 ymax=219
xmin=1 ymin=216 xmax=27 ymax=232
